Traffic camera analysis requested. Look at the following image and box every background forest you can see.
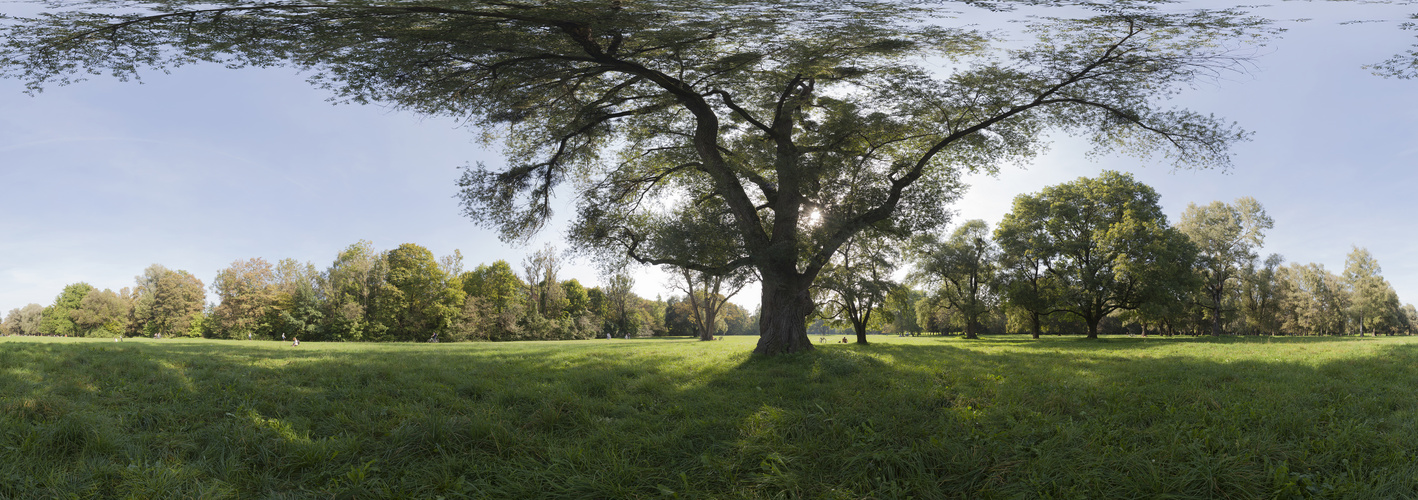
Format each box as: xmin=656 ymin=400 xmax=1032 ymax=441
xmin=4 ymin=172 xmax=1411 ymax=342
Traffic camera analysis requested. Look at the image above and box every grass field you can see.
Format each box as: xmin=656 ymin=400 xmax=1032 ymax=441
xmin=3 ymin=334 xmax=1418 ymax=498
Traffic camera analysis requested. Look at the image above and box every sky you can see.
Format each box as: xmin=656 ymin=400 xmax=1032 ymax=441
xmin=1 ymin=1 xmax=1416 ymax=315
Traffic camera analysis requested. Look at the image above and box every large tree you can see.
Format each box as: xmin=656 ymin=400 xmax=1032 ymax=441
xmin=603 ymin=271 xmax=637 ymax=337
xmin=2 ymin=303 xmax=45 ymax=336
xmin=461 ymin=259 xmax=526 ymax=340
xmin=1275 ymin=262 xmax=1349 ymax=336
xmin=324 ymin=240 xmax=388 ymax=341
xmin=1343 ymin=246 xmax=1402 ymax=336
xmin=71 ymin=287 xmax=132 ymax=336
xmin=521 ymin=244 xmax=567 ymax=319
xmin=372 ymin=243 xmax=465 ymax=341
xmin=210 ymin=257 xmax=278 ymax=339
xmin=38 ymin=282 xmax=96 ymax=336
xmin=815 ymin=231 xmax=899 ymax=344
xmin=910 ymin=220 xmax=997 ymax=339
xmin=268 ymin=258 xmax=328 ymax=340
xmin=1 ymin=0 xmax=1264 ymax=354
xmin=133 ymin=264 xmax=207 ymax=338
xmin=1238 ymin=253 xmax=1284 ymax=335
xmin=997 ymin=171 xmax=1198 ymax=339
xmin=1177 ymin=197 xmax=1272 ymax=336
xmin=995 ymin=196 xmax=1060 ymax=339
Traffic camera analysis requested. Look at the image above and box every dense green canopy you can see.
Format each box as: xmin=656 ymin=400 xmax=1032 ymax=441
xmin=0 ymin=0 xmax=1272 ymax=353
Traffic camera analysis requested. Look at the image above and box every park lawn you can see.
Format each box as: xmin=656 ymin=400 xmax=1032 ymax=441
xmin=2 ymin=334 xmax=1417 ymax=498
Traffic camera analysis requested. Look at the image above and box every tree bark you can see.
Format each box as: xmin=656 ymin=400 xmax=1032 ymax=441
xmin=753 ymin=273 xmax=815 ymax=355
xmin=1209 ymin=287 xmax=1224 ymax=337
xmin=1030 ymin=311 xmax=1041 ymax=339
xmin=853 ymin=319 xmax=869 ymax=344
xmin=700 ymin=302 xmax=719 ymax=341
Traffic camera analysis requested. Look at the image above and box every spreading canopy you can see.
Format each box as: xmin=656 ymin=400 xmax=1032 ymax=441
xmin=1 ymin=0 xmax=1271 ymax=353
xmin=995 ymin=171 xmax=1198 ymax=338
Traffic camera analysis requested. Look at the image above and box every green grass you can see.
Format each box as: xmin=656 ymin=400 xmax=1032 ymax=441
xmin=3 ymin=334 xmax=1418 ymax=498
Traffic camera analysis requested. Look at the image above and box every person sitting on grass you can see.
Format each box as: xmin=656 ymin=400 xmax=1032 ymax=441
xmin=292 ymin=337 xmax=300 ymax=347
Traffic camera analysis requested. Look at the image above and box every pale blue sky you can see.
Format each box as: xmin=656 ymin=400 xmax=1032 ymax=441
xmin=1 ymin=1 xmax=1415 ymax=314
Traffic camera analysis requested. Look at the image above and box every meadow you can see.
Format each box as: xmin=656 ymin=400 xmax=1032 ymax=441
xmin=2 ymin=334 xmax=1417 ymax=499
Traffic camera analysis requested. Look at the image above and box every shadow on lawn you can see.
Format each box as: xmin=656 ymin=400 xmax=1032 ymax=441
xmin=4 ymin=337 xmax=1418 ymax=498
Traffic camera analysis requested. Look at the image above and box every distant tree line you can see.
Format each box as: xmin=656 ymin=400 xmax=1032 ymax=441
xmin=1 ymin=241 xmax=703 ymax=341
xmin=7 ymin=173 xmax=1411 ymax=342
xmin=837 ymin=171 xmax=1417 ymax=340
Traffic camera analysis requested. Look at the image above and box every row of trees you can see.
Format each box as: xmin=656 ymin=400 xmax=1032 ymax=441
xmin=0 ymin=0 xmax=1292 ymax=354
xmin=1 ymin=242 xmax=703 ymax=342
xmin=0 ymin=265 xmax=207 ymax=339
xmin=7 ymin=172 xmax=1407 ymax=342
xmin=829 ymin=171 xmax=1415 ymax=340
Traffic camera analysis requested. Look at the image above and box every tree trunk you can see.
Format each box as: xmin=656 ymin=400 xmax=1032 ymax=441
xmin=1210 ymin=288 xmax=1223 ymax=337
xmin=963 ymin=318 xmax=979 ymax=339
xmin=753 ymin=274 xmax=815 ymax=356
xmin=699 ymin=301 xmax=718 ymax=341
xmin=853 ymin=320 xmax=869 ymax=344
xmin=1085 ymin=316 xmax=1100 ymax=339
xmin=1030 ymin=311 xmax=1041 ymax=339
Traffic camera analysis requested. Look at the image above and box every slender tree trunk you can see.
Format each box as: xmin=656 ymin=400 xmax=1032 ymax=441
xmin=1210 ymin=287 xmax=1224 ymax=337
xmin=753 ymin=272 xmax=815 ymax=355
xmin=1030 ymin=311 xmax=1041 ymax=339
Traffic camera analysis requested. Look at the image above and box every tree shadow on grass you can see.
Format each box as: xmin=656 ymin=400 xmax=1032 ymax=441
xmin=4 ymin=337 xmax=1418 ymax=498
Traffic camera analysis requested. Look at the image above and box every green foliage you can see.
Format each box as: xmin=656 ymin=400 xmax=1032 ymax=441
xmin=664 ymin=297 xmax=697 ymax=337
xmin=37 ymin=283 xmax=95 ymax=337
xmin=208 ymin=257 xmax=277 ymax=340
xmin=1277 ymin=263 xmax=1350 ymax=336
xmin=880 ymin=286 xmax=923 ymax=335
xmin=815 ymin=232 xmax=900 ymax=342
xmin=323 ymin=240 xmax=386 ymax=342
xmin=70 ymin=288 xmax=131 ymax=337
xmin=169 ymin=241 xmax=666 ymax=344
xmin=463 ymin=260 xmax=525 ymax=316
xmin=372 ymin=244 xmax=465 ymax=342
xmin=1178 ymin=197 xmax=1273 ymax=335
xmin=1343 ymin=246 xmax=1405 ymax=336
xmin=561 ymin=279 xmax=590 ymax=318
xmin=1 ymin=304 xmax=44 ymax=336
xmin=6 ymin=335 xmax=1418 ymax=497
xmin=911 ymin=220 xmax=997 ymax=339
xmin=1238 ymin=253 xmax=1285 ymax=335
xmin=995 ymin=171 xmax=1198 ymax=338
xmin=0 ymin=0 xmax=1272 ymax=354
xmin=133 ymin=265 xmax=207 ymax=338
